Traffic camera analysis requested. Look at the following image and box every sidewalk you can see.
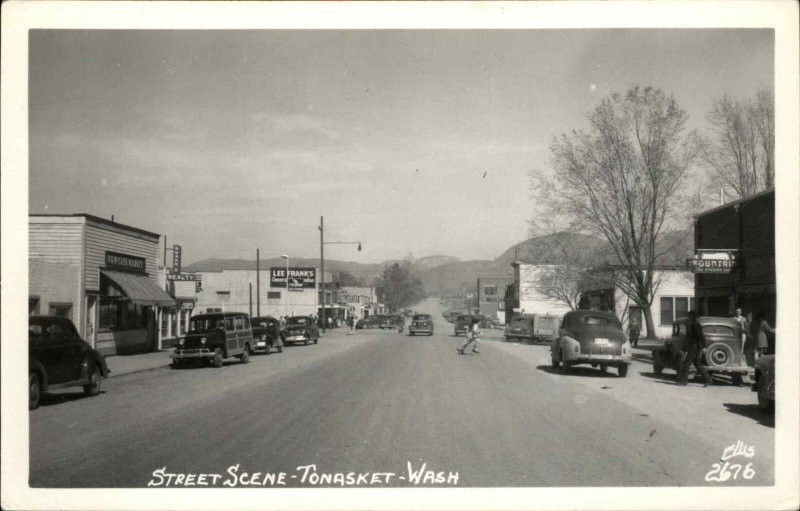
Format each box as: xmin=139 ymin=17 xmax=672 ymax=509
xmin=105 ymin=350 xmax=172 ymax=378
xmin=104 ymin=328 xmax=349 ymax=378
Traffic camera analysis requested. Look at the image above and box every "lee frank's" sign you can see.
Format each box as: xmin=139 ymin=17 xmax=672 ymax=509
xmin=270 ymin=267 xmax=316 ymax=291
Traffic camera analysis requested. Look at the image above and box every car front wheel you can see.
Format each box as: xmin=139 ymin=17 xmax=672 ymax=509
xmin=756 ymin=376 xmax=774 ymax=411
xmin=618 ymin=364 xmax=628 ymax=377
xmin=560 ymin=351 xmax=570 ymax=375
xmin=84 ymin=364 xmax=102 ymax=397
xmin=240 ymin=345 xmax=250 ymax=364
xmin=213 ymin=348 xmax=223 ymax=368
xmin=29 ymin=373 xmax=41 ymax=410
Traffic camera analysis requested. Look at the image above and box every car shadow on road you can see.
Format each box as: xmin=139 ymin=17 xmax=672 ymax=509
xmin=722 ymin=403 xmax=775 ymax=428
xmin=38 ymin=390 xmax=108 ymax=407
xmin=536 ymin=365 xmax=620 ymax=378
xmin=639 ymin=371 xmax=681 ymax=384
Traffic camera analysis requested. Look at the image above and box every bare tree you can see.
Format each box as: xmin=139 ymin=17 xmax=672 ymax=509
xmin=534 ymin=86 xmax=699 ymax=337
xmin=533 ymin=265 xmax=584 ymax=310
xmin=702 ymin=88 xmax=774 ymax=198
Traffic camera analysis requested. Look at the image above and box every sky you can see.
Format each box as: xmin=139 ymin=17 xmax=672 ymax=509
xmin=28 ymin=29 xmax=773 ymax=265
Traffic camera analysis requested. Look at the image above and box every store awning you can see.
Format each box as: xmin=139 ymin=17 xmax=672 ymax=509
xmin=101 ymin=270 xmax=176 ymax=307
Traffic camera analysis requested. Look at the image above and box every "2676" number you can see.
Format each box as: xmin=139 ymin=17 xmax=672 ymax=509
xmin=705 ymin=462 xmax=755 ymax=482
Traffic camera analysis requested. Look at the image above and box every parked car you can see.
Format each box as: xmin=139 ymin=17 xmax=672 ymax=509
xmin=652 ymin=316 xmax=749 ymax=385
xmin=170 ymin=312 xmax=253 ymax=368
xmin=551 ymin=310 xmax=631 ymax=377
xmin=283 ymin=315 xmax=319 ymax=345
xmin=250 ymin=315 xmax=284 ymax=354
xmin=751 ymin=354 xmax=775 ymax=411
xmin=357 ymin=315 xmax=384 ymax=329
xmin=446 ymin=311 xmax=463 ymax=323
xmin=454 ymin=315 xmax=477 ymax=336
xmin=409 ymin=314 xmax=434 ymax=336
xmin=29 ymin=315 xmax=110 ymax=410
xmin=506 ymin=314 xmax=560 ymax=343
xmin=380 ymin=315 xmax=405 ymax=330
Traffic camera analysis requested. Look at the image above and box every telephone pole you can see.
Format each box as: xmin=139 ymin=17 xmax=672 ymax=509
xmin=319 ymin=216 xmax=325 ymax=333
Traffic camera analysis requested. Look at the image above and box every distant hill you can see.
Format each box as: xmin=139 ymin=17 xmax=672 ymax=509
xmin=184 ymin=230 xmax=693 ymax=296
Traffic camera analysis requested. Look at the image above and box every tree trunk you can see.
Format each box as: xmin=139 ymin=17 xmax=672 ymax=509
xmin=642 ymin=306 xmax=657 ymax=339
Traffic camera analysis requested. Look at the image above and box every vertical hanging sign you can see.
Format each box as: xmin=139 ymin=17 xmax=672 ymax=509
xmin=172 ymin=245 xmax=182 ymax=274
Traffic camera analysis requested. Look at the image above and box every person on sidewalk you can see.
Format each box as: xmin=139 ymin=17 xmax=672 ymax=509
xmin=457 ymin=317 xmax=482 ymax=355
xmin=348 ymin=315 xmax=356 ymax=335
xmin=753 ymin=311 xmax=775 ymax=359
xmin=676 ymin=310 xmax=712 ymax=387
xmin=628 ymin=316 xmax=641 ymax=348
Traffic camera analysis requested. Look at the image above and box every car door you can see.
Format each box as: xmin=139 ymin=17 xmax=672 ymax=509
xmin=224 ymin=316 xmax=237 ymax=355
xmin=42 ymin=320 xmax=78 ymax=383
xmin=240 ymin=316 xmax=252 ymax=349
xmin=61 ymin=321 xmax=86 ymax=382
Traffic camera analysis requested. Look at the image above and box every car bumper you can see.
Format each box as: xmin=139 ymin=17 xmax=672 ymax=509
xmin=285 ymin=335 xmax=308 ymax=342
xmin=703 ymin=366 xmax=748 ymax=374
xmin=505 ymin=332 xmax=531 ymax=339
xmin=564 ymin=353 xmax=631 ymax=364
xmin=171 ymin=349 xmax=212 ymax=360
xmin=409 ymin=329 xmax=433 ymax=334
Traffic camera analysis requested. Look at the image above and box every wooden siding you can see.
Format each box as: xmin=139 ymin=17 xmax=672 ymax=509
xmin=85 ymin=223 xmax=160 ymax=291
xmin=29 ymin=220 xmax=84 ymax=265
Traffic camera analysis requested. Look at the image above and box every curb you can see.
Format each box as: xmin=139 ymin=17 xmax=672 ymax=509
xmin=107 ymin=362 xmax=170 ymax=379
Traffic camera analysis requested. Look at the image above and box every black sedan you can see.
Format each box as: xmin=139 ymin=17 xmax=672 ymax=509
xmin=283 ymin=316 xmax=319 ymax=345
xmin=29 ymin=315 xmax=110 ymax=410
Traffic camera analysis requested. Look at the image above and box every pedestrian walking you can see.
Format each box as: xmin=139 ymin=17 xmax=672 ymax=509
xmin=628 ymin=316 xmax=641 ymax=348
xmin=327 ymin=316 xmax=333 ymax=330
xmin=753 ymin=311 xmax=774 ymax=360
xmin=457 ymin=317 xmax=482 ymax=355
xmin=676 ymin=310 xmax=712 ymax=386
xmin=349 ymin=315 xmax=356 ymax=335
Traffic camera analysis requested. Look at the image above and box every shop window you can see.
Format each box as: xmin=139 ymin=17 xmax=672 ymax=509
xmin=161 ymin=311 xmax=169 ymax=337
xmin=48 ymin=302 xmax=73 ymax=320
xmin=170 ymin=311 xmax=178 ymax=338
xmin=127 ymin=303 xmax=147 ymax=330
xmin=484 ymin=286 xmax=497 ymax=296
xmin=675 ymin=297 xmax=689 ymax=319
xmin=268 ymin=291 xmax=281 ymax=299
xmin=660 ymin=297 xmax=674 ymax=326
xmin=99 ymin=299 xmax=119 ymax=330
xmin=29 ymin=296 xmax=41 ymax=315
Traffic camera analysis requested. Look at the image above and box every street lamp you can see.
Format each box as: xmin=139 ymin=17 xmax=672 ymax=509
xmin=280 ymin=254 xmax=289 ymax=318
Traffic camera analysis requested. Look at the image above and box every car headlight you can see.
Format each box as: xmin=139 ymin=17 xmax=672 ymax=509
xmin=178 ymin=338 xmax=185 ymax=346
xmin=200 ymin=337 xmax=207 ymax=345
xmin=261 ymin=334 xmax=267 ymax=341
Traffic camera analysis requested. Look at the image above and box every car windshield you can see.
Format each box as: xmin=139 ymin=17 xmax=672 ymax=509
xmin=287 ymin=317 xmax=309 ymax=326
xmin=413 ymin=315 xmax=431 ymax=321
xmin=252 ymin=317 xmax=271 ymax=327
xmin=190 ymin=317 xmax=224 ymax=333
xmin=511 ymin=317 xmax=528 ymax=325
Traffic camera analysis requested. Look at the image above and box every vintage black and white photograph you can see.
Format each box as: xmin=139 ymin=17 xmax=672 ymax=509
xmin=2 ymin=1 xmax=798 ymax=510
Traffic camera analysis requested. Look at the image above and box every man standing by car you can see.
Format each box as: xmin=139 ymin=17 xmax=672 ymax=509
xmin=628 ymin=316 xmax=641 ymax=348
xmin=677 ymin=310 xmax=712 ymax=387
